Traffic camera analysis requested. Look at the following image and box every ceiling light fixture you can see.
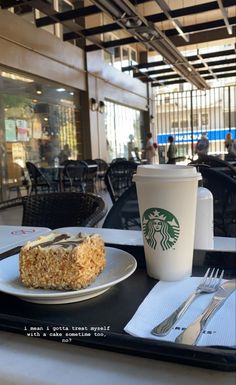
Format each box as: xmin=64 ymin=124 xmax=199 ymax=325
xmin=1 ymin=71 xmax=34 ymax=83
xmin=36 ymin=85 xmax=42 ymax=95
xmin=60 ymin=99 xmax=74 ymax=105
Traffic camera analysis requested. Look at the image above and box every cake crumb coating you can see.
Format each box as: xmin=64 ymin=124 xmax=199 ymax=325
xmin=19 ymin=232 xmax=106 ymax=290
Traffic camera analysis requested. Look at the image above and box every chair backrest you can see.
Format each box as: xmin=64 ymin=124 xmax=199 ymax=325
xmin=197 ymin=165 xmax=236 ymax=237
xmin=104 ymin=160 xmax=138 ymax=203
xmin=103 ymin=184 xmax=140 ymax=230
xmin=94 ymin=158 xmax=108 ymax=173
xmin=26 ymin=162 xmax=50 ymax=184
xmin=83 ymin=159 xmax=98 ymax=176
xmin=26 ymin=161 xmax=41 ymax=179
xmin=63 ymin=160 xmax=88 ymax=191
xmin=84 ymin=159 xmax=97 ymax=166
xmin=190 ymin=155 xmax=236 ymax=178
xmin=82 ymin=159 xmax=99 ymax=193
xmin=111 ymin=157 xmax=127 ymax=164
xmin=64 ymin=160 xmax=87 ymax=178
xmin=22 ymin=192 xmax=106 ymax=229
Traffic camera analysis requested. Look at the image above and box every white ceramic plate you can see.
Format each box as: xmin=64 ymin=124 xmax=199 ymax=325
xmin=0 ymin=247 xmax=137 ymax=304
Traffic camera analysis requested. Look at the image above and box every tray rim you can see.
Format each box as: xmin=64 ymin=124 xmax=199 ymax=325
xmin=0 ymin=243 xmax=235 ymax=372
xmin=0 ymin=312 xmax=235 ymax=372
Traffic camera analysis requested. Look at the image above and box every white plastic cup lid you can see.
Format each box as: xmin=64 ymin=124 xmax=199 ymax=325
xmin=133 ymin=164 xmax=201 ymax=181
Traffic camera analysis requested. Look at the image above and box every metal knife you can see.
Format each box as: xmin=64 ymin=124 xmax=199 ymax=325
xmin=175 ymin=279 xmax=236 ymax=345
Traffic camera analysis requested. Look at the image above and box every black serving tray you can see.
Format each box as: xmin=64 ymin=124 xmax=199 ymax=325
xmin=0 ymin=243 xmax=235 ymax=372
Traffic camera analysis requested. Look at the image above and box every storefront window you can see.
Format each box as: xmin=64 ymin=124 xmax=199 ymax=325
xmin=104 ymin=101 xmax=144 ymax=162
xmin=0 ymin=67 xmax=80 ymax=200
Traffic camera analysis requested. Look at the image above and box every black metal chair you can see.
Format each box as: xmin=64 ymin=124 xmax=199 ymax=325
xmin=94 ymin=158 xmax=108 ymax=190
xmin=103 ymin=184 xmax=140 ymax=230
xmin=196 ymin=165 xmax=236 ymax=237
xmin=6 ymin=162 xmax=29 ymax=198
xmin=21 ymin=192 xmax=107 ymax=229
xmin=62 ymin=160 xmax=88 ymax=192
xmin=111 ymin=157 xmax=127 ymax=163
xmin=174 ymin=156 xmax=187 ymax=163
xmin=84 ymin=159 xmax=98 ymax=193
xmin=189 ymin=155 xmax=236 ymax=179
xmin=26 ymin=162 xmax=52 ymax=194
xmin=0 ymin=196 xmax=23 ymax=211
xmin=104 ymin=160 xmax=138 ymax=203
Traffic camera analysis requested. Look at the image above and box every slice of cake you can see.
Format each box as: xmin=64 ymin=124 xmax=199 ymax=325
xmin=19 ymin=232 xmax=105 ymax=290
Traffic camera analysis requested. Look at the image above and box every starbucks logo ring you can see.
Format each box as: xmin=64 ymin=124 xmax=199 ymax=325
xmin=142 ymin=208 xmax=180 ymax=251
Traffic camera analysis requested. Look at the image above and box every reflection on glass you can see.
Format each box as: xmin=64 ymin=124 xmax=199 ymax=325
xmin=0 ymin=67 xmax=81 ymax=200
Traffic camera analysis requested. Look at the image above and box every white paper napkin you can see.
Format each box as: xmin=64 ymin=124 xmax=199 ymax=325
xmin=124 ymin=277 xmax=236 ymax=347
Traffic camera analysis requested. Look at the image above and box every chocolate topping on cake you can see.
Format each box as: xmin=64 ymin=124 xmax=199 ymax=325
xmin=29 ymin=233 xmax=92 ymax=249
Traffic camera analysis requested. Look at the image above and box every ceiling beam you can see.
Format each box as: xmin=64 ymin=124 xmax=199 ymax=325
xmin=133 ymin=58 xmax=236 ymax=78
xmin=0 ymin=0 xmax=30 ymax=7
xmin=149 ymin=0 xmax=235 ymax=22
xmin=86 ymin=36 xmax=137 ymax=52
xmin=122 ymin=49 xmax=236 ymax=71
xmin=64 ymin=23 xmax=121 ymax=41
xmin=211 ymin=65 xmax=236 ymax=73
xmin=152 ymin=79 xmax=186 ymax=87
xmin=217 ymin=0 xmax=233 ymax=35
xmin=89 ymin=0 xmax=209 ymax=89
xmin=197 ymin=53 xmax=217 ymax=81
xmin=171 ymin=25 xmax=236 ymax=47
xmin=63 ymin=3 xmax=236 ymax=41
xmin=142 ymin=65 xmax=236 ymax=83
xmin=18 ymin=0 xmax=106 ymax=51
xmin=151 ymin=71 xmax=236 ymax=87
xmin=85 ymin=17 xmax=236 ymax=50
xmin=66 ymin=15 xmax=236 ymax=42
xmin=153 ymin=0 xmax=189 ymax=42
xmin=5 ymin=0 xmax=234 ymax=25
xmin=35 ymin=5 xmax=101 ymax=28
xmin=204 ymin=72 xmax=236 ymax=80
xmin=166 ymin=16 xmax=236 ymax=37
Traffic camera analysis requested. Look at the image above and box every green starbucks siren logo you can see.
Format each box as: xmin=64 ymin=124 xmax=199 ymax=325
xmin=142 ymin=208 xmax=180 ymax=251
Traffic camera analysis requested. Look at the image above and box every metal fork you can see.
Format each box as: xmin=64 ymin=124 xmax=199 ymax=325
xmin=151 ymin=268 xmax=224 ymax=337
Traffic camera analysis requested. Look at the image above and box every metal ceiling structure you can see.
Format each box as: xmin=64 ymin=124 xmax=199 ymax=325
xmin=0 ymin=0 xmax=235 ymax=89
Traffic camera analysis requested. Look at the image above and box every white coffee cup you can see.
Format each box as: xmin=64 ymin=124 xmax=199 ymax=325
xmin=133 ymin=165 xmax=201 ymax=281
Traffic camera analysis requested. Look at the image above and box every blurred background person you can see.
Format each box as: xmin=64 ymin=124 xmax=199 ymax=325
xmin=195 ymin=132 xmax=209 ymax=159
xmin=225 ymin=132 xmax=236 ymax=161
xmin=127 ymin=134 xmax=135 ymax=160
xmin=167 ymin=135 xmax=177 ymax=164
xmin=145 ymin=132 xmax=156 ymax=164
xmin=58 ymin=144 xmax=71 ymax=165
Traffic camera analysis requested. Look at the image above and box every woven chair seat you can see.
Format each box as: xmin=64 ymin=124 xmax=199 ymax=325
xmin=21 ymin=192 xmax=106 ymax=229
